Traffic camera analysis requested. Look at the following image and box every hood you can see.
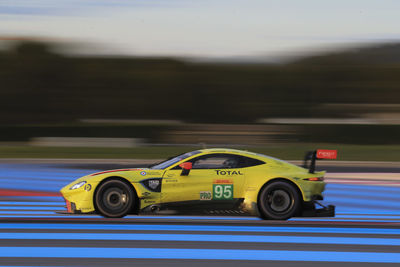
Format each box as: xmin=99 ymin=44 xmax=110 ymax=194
xmin=88 ymin=168 xmax=146 ymax=177
xmin=71 ymin=168 xmax=164 ymax=184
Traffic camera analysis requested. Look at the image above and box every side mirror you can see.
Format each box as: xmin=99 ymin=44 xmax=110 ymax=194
xmin=179 ymin=162 xmax=192 ymax=176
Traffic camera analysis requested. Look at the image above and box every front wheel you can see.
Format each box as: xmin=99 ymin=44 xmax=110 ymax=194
xmin=258 ymin=181 xmax=300 ymax=220
xmin=95 ymin=179 xmax=135 ymax=218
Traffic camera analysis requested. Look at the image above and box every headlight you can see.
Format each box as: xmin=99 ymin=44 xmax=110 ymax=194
xmin=69 ymin=181 xmax=86 ymax=190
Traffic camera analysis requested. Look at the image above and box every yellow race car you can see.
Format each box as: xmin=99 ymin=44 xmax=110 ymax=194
xmin=60 ymin=148 xmax=335 ymax=220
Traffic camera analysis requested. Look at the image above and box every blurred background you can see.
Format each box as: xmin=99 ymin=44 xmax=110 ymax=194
xmin=1 ymin=4 xmax=400 ymax=266
xmin=1 ymin=0 xmax=400 ymax=161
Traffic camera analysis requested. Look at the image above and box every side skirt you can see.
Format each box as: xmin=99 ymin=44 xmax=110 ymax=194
xmin=139 ymin=198 xmax=247 ymax=215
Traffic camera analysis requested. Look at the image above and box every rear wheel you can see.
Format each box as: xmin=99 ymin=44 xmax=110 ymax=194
xmin=95 ymin=179 xmax=135 ymax=218
xmin=258 ymin=181 xmax=300 ymax=220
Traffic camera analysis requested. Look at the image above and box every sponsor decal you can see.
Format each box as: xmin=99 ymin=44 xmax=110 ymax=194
xmin=200 ymin=191 xmax=212 ymax=201
xmin=144 ymin=200 xmax=156 ymax=204
xmin=84 ymin=184 xmax=91 ymax=191
xmin=148 ymin=179 xmax=160 ymax=190
xmin=140 ymin=178 xmax=162 ymax=192
xmin=215 ymin=170 xmax=243 ymax=176
xmin=146 ymin=171 xmax=161 ymax=176
xmin=214 ymin=179 xmax=233 ymax=184
xmin=316 ymin=149 xmax=337 ymax=159
xmin=140 ymin=171 xmax=147 ymax=176
xmin=213 ymin=184 xmax=233 ymax=200
xmin=165 ymin=179 xmax=178 ymax=183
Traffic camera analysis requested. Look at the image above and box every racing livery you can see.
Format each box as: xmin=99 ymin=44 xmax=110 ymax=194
xmin=60 ymin=148 xmax=335 ymax=220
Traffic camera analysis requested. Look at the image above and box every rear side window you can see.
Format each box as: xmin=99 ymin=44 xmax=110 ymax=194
xmin=237 ymin=156 xmax=265 ymax=168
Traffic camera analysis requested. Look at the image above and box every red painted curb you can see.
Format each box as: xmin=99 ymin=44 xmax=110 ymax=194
xmin=0 ymin=189 xmax=61 ymax=197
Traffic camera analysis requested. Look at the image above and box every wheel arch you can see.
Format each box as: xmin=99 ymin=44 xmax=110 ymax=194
xmin=93 ymin=176 xmax=140 ymax=214
xmin=257 ymin=177 xmax=305 ymax=206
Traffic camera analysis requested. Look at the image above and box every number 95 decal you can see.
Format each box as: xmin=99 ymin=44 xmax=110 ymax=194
xmin=213 ymin=184 xmax=233 ymax=200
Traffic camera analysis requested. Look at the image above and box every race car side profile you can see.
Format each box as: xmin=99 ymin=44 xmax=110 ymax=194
xmin=60 ymin=148 xmax=336 ymax=220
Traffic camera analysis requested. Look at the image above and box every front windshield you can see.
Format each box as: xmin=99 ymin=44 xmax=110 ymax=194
xmin=150 ymin=150 xmax=201 ymax=170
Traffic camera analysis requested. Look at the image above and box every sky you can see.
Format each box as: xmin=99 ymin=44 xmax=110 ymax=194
xmin=1 ymin=0 xmax=400 ymax=60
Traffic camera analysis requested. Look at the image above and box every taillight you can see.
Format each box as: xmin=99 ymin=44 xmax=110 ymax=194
xmin=304 ymin=177 xmax=324 ymax=181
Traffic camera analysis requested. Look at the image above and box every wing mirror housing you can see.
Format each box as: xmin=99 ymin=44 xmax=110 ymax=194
xmin=179 ymin=162 xmax=192 ymax=176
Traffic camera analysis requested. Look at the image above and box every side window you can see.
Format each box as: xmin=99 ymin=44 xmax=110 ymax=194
xmin=190 ymin=154 xmax=240 ymax=169
xmin=237 ymin=156 xmax=265 ymax=168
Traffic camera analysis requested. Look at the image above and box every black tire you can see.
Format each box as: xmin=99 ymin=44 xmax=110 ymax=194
xmin=95 ymin=179 xmax=135 ymax=218
xmin=258 ymin=181 xmax=300 ymax=220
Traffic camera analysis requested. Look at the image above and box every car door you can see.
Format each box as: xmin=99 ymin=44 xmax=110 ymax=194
xmin=161 ymin=153 xmax=245 ymax=206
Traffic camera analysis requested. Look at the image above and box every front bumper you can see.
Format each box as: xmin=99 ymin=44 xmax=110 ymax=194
xmin=60 ymin=187 xmax=96 ymax=214
xmin=57 ymin=198 xmax=96 ymax=215
xmin=64 ymin=199 xmax=80 ymax=214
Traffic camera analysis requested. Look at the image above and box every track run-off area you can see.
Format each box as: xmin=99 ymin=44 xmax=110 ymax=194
xmin=0 ymin=161 xmax=400 ymax=266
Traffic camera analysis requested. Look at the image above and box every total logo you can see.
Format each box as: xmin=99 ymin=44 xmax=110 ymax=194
xmin=215 ymin=170 xmax=243 ymax=175
xmin=140 ymin=171 xmax=147 ymax=176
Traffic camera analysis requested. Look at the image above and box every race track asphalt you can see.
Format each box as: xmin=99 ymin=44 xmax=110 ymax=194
xmin=0 ymin=161 xmax=399 ymax=266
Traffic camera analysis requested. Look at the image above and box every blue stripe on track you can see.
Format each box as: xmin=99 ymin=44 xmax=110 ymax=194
xmin=0 ymin=165 xmax=94 ymax=192
xmin=0 ymin=215 xmax=397 ymax=223
xmin=129 ymin=215 xmax=260 ymax=220
xmin=0 ymin=215 xmax=97 ymax=218
xmin=0 ymin=185 xmax=63 ymax=192
xmin=0 ymin=206 xmax=62 ymax=210
xmin=326 ymin=190 xmax=400 ymax=200
xmin=1 ymin=213 xmax=400 ymax=222
xmin=327 ymin=183 xmax=400 ymax=191
xmin=2 ymin=232 xmax=400 ymax=246
xmin=0 ymin=197 xmax=64 ymax=201
xmin=0 ymin=177 xmax=72 ymax=184
xmin=326 ymin=193 xmax=400 ymax=202
xmin=0 ymin=223 xmax=399 ymax=235
xmin=1 ymin=247 xmax=400 ymax=262
xmin=0 ymin=204 xmax=396 ymax=214
xmin=335 ymin=215 xmax=400 ymax=219
xmin=0 ymin=211 xmax=54 ymax=217
xmin=0 ymin=214 xmax=261 ymax=220
xmin=323 ymin=197 xmax=400 ymax=209
xmin=290 ymin=218 xmax=400 ymax=222
xmin=337 ymin=211 xmax=400 ymax=215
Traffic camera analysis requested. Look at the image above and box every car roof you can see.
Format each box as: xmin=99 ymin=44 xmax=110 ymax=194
xmin=198 ymin=148 xmax=302 ymax=169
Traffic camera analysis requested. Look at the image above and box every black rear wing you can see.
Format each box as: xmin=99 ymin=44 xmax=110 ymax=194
xmin=303 ymin=149 xmax=337 ymax=173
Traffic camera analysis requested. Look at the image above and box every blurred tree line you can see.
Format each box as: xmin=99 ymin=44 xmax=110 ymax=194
xmin=1 ymin=40 xmax=400 ymax=125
